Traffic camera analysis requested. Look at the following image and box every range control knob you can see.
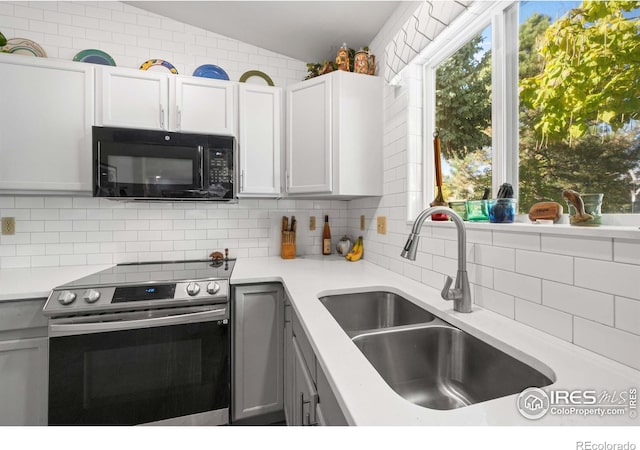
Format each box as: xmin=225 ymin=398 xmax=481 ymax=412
xmin=186 ymin=282 xmax=200 ymax=296
xmin=57 ymin=291 xmax=77 ymax=305
xmin=207 ymin=282 xmax=220 ymax=295
xmin=83 ymin=289 xmax=101 ymax=304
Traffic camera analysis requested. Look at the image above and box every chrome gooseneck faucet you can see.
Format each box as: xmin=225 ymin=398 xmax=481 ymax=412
xmin=401 ymin=206 xmax=472 ymax=313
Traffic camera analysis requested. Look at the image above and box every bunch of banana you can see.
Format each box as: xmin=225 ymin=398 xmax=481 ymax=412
xmin=346 ymin=236 xmax=364 ymax=262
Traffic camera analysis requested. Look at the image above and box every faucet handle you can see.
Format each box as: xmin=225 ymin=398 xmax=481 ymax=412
xmin=441 ymin=275 xmax=454 ymax=301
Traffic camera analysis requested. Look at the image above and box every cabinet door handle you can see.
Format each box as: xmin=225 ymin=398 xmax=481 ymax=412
xmin=177 ymin=106 xmax=182 ymax=131
xmin=299 ymin=392 xmax=306 ymax=426
xmin=300 ymin=392 xmax=318 ymax=426
xmin=240 ymin=169 xmax=245 ymax=191
xmin=160 ymin=104 xmax=165 ymax=129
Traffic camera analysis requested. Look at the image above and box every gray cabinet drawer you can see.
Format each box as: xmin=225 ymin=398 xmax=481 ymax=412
xmin=0 ymin=299 xmax=47 ymax=339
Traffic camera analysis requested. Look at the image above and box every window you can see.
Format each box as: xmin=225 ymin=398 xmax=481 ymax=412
xmin=436 ymin=25 xmax=492 ymax=202
xmin=423 ymin=0 xmax=640 ymax=216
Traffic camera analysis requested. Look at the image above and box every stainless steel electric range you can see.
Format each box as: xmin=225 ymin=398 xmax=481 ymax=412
xmin=42 ymin=259 xmax=234 ymax=426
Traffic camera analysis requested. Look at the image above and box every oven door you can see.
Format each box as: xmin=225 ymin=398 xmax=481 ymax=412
xmin=48 ymin=306 xmax=229 ymax=426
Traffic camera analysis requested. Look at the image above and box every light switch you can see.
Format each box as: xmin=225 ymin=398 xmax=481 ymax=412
xmin=360 ymin=215 xmax=365 ymax=231
xmin=377 ymin=216 xmax=387 ymax=234
xmin=309 ymin=216 xmax=316 ymax=231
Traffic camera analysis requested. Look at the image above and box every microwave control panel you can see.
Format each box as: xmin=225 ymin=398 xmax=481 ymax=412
xmin=209 ymin=149 xmax=233 ymax=184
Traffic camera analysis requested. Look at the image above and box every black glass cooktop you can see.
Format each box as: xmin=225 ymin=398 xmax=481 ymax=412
xmin=58 ymin=259 xmax=235 ymax=289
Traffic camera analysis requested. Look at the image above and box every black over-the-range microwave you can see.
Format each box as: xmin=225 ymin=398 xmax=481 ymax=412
xmin=93 ymin=126 xmax=236 ymax=201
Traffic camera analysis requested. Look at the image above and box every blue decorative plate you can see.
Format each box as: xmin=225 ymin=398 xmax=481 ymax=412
xmin=193 ymin=64 xmax=230 ymax=80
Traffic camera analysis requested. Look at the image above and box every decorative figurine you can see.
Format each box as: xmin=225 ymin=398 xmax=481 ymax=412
xmin=336 ymin=43 xmax=350 ymax=71
xmin=354 ymin=49 xmax=369 ymax=74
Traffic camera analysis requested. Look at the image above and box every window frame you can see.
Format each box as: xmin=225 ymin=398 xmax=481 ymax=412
xmin=422 ymin=0 xmax=518 ymax=208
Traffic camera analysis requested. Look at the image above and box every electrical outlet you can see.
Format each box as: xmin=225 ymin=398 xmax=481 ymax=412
xmin=1 ymin=217 xmax=16 ymax=235
xmin=360 ymin=215 xmax=365 ymax=231
xmin=309 ymin=216 xmax=316 ymax=231
xmin=377 ymin=216 xmax=387 ymax=234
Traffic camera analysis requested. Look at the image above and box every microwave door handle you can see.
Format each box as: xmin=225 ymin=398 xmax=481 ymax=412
xmin=96 ymin=142 xmax=102 ymax=191
xmin=49 ymin=308 xmax=227 ymax=337
xmin=199 ymin=146 xmax=205 ymax=190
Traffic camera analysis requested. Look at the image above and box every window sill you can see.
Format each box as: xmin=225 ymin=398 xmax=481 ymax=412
xmin=406 ymin=216 xmax=640 ymax=241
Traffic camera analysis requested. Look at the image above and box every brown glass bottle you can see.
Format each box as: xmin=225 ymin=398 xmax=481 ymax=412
xmin=322 ymin=215 xmax=331 ymax=255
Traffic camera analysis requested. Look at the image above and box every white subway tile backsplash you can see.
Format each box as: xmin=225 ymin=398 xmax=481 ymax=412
xmin=574 ymin=318 xmax=640 ymax=370
xmin=541 ymin=235 xmax=612 ymax=261
xmin=542 ymin=280 xmax=614 ymax=325
xmin=493 ymin=269 xmax=541 ymax=303
xmin=468 ymin=263 xmax=493 ymax=289
xmin=575 ymin=258 xmax=640 ymax=300
xmin=614 ymin=239 xmax=640 ymax=265
xmin=474 ymin=244 xmax=515 ymax=271
xmin=515 ymin=298 xmax=573 ymax=341
xmin=1 ymin=256 xmax=31 ymax=269
xmin=615 ymin=296 xmax=640 ymax=336
xmin=492 ymin=230 xmax=539 ymax=251
xmin=15 ymin=197 xmax=44 ymax=208
xmin=515 ymin=250 xmax=573 ymax=284
xmin=17 ymin=244 xmax=45 ymax=256
xmin=473 ymin=286 xmax=515 ymax=318
xmin=30 ymin=232 xmax=59 ymax=244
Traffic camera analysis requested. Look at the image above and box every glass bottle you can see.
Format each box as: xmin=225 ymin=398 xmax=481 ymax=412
xmin=322 ymin=215 xmax=332 ymax=255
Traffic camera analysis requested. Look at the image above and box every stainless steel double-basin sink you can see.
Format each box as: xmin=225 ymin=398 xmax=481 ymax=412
xmin=318 ymin=291 xmax=554 ymax=410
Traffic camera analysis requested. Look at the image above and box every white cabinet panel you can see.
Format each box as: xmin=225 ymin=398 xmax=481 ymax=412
xmin=174 ymin=77 xmax=235 ymax=135
xmin=0 ymin=54 xmax=93 ymax=193
xmin=286 ymin=71 xmax=382 ymax=198
xmin=232 ymin=284 xmax=284 ymax=422
xmin=0 ymin=337 xmax=48 ymax=425
xmin=238 ymin=84 xmax=282 ymax=197
xmin=287 ymin=76 xmax=332 ymax=194
xmin=97 ymin=67 xmax=235 ymax=135
xmin=97 ymin=66 xmax=169 ymax=130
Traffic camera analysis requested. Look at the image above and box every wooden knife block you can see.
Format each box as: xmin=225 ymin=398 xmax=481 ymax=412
xmin=281 ymin=231 xmax=296 ymax=259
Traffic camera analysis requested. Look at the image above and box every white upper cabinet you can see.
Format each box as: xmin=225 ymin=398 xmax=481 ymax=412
xmin=286 ymin=71 xmax=383 ymax=198
xmin=238 ymin=84 xmax=282 ymax=197
xmin=96 ymin=66 xmax=236 ymax=136
xmin=96 ymin=66 xmax=169 ymax=130
xmin=0 ymin=54 xmax=94 ymax=193
xmin=174 ymin=76 xmax=235 ymax=135
xmin=286 ymin=76 xmax=332 ymax=194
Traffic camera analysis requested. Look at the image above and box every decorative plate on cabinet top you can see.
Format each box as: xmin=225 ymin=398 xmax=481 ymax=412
xmin=73 ymin=49 xmax=116 ymax=66
xmin=239 ymin=70 xmax=274 ymax=86
xmin=1 ymin=38 xmax=46 ymax=57
xmin=139 ymin=59 xmax=178 ymax=74
xmin=193 ymin=64 xmax=230 ymax=80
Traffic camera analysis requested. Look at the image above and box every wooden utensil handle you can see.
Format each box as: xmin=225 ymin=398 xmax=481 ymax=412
xmin=434 ymin=133 xmax=443 ymax=187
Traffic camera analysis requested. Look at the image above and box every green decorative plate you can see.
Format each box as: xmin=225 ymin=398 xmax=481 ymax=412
xmin=73 ymin=49 xmax=116 ymax=66
xmin=239 ymin=70 xmax=274 ymax=86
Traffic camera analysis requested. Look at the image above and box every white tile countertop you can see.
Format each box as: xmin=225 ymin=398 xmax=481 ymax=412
xmin=0 ymin=264 xmax=112 ymax=301
xmin=231 ymin=255 xmax=640 ymax=426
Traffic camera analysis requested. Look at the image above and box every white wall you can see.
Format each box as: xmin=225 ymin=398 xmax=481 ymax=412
xmin=348 ymin=2 xmax=640 ymax=371
xmin=0 ymin=1 xmax=306 ymax=85
xmin=0 ymin=1 xmax=347 ymax=268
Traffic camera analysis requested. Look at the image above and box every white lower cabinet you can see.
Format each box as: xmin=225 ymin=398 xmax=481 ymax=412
xmin=232 ymin=284 xmax=284 ymax=423
xmin=0 ymin=337 xmax=48 ymax=425
xmin=0 ymin=299 xmax=49 ymax=426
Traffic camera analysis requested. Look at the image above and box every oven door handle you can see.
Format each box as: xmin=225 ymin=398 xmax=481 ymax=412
xmin=49 ymin=308 xmax=227 ymax=337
